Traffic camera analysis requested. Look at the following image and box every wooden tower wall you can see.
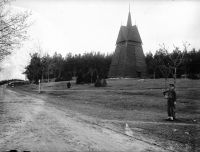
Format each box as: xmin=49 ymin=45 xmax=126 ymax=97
xmin=108 ymin=42 xmax=148 ymax=78
xmin=134 ymin=44 xmax=148 ymax=78
xmin=124 ymin=44 xmax=137 ymax=77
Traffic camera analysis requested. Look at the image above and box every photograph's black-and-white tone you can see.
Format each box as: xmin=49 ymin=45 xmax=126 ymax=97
xmin=0 ymin=0 xmax=200 ymax=152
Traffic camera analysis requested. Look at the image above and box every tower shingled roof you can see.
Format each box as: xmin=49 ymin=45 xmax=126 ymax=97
xmin=116 ymin=11 xmax=142 ymax=44
xmin=127 ymin=12 xmax=132 ymax=26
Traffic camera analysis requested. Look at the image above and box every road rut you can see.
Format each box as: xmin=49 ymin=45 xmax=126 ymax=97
xmin=0 ymin=87 xmax=169 ymax=152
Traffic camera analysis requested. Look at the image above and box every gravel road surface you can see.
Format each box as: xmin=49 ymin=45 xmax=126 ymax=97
xmin=0 ymin=86 xmax=169 ymax=152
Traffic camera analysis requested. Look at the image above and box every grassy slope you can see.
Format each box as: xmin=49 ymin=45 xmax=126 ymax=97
xmin=11 ymin=78 xmax=200 ymax=151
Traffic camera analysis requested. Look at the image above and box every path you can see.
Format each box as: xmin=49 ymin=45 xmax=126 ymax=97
xmin=0 ymin=86 xmax=170 ymax=152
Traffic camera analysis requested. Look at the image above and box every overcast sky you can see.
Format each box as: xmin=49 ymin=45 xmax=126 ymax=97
xmin=0 ymin=0 xmax=200 ymax=80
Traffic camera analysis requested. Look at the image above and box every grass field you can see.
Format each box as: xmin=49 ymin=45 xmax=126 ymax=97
xmin=11 ymin=78 xmax=200 ymax=151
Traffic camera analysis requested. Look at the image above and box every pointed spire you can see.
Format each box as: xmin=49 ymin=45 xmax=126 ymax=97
xmin=127 ymin=4 xmax=132 ymax=27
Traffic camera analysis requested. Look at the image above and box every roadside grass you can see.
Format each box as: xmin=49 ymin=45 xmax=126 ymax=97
xmin=11 ymin=78 xmax=200 ymax=151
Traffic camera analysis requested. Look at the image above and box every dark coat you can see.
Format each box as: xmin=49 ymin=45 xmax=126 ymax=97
xmin=163 ymin=89 xmax=177 ymax=101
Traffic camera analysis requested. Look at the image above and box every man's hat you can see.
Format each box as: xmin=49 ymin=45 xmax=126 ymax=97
xmin=169 ymin=84 xmax=175 ymax=87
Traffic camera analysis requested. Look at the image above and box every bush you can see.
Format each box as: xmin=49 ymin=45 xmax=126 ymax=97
xmin=188 ymin=74 xmax=200 ymax=79
xmin=83 ymin=72 xmax=92 ymax=83
xmin=92 ymin=69 xmax=98 ymax=83
xmin=67 ymin=82 xmax=71 ymax=88
xmin=0 ymin=80 xmax=8 ymax=85
xmin=101 ymin=79 xmax=107 ymax=87
xmin=8 ymin=81 xmax=28 ymax=86
xmin=55 ymin=77 xmax=64 ymax=82
xmin=63 ymin=72 xmax=72 ymax=81
xmin=76 ymin=70 xmax=83 ymax=84
xmin=94 ymin=78 xmax=101 ymax=87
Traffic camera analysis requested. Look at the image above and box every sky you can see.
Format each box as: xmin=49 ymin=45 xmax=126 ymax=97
xmin=0 ymin=0 xmax=200 ymax=80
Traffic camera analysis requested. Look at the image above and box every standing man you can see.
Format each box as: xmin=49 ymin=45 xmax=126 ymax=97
xmin=163 ymin=84 xmax=177 ymax=121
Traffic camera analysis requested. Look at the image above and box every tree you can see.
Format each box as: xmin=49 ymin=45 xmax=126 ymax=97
xmin=185 ymin=48 xmax=200 ymax=78
xmin=154 ymin=47 xmax=171 ymax=89
xmin=159 ymin=64 xmax=171 ymax=90
xmin=46 ymin=57 xmax=53 ymax=82
xmin=41 ymin=53 xmax=52 ymax=82
xmin=28 ymin=40 xmax=51 ymax=82
xmin=160 ymin=42 xmax=190 ymax=85
xmin=24 ymin=51 xmax=113 ymax=82
xmin=83 ymin=71 xmax=92 ymax=83
xmin=88 ymin=67 xmax=93 ymax=83
xmin=92 ymin=68 xmax=98 ymax=83
xmin=24 ymin=53 xmax=42 ymax=83
xmin=51 ymin=52 xmax=64 ymax=78
xmin=76 ymin=70 xmax=83 ymax=84
xmin=145 ymin=51 xmax=161 ymax=79
xmin=0 ymin=0 xmax=32 ymax=62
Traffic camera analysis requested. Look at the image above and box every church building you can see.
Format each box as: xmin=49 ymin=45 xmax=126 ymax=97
xmin=108 ymin=9 xmax=148 ymax=78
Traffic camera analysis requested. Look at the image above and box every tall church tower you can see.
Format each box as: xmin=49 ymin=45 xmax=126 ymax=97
xmin=108 ymin=9 xmax=148 ymax=78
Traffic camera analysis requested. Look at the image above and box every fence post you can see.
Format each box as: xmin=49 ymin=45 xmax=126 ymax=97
xmin=38 ymin=79 xmax=41 ymax=93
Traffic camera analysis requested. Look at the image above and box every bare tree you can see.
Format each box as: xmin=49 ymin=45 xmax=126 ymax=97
xmin=0 ymin=0 xmax=32 ymax=62
xmin=169 ymin=42 xmax=190 ymax=85
xmin=29 ymin=39 xmax=50 ymax=83
xmin=159 ymin=42 xmax=190 ymax=88
xmin=31 ymin=39 xmax=44 ymax=57
xmin=159 ymin=64 xmax=171 ymax=90
xmin=46 ymin=57 xmax=53 ymax=82
xmin=150 ymin=53 xmax=161 ymax=80
xmin=155 ymin=46 xmax=171 ymax=89
xmin=160 ymin=42 xmax=190 ymax=85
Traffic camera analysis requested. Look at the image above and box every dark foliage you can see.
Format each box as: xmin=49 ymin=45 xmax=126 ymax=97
xmin=76 ymin=70 xmax=84 ymax=84
xmin=94 ymin=77 xmax=101 ymax=87
xmin=92 ymin=68 xmax=98 ymax=83
xmin=55 ymin=77 xmax=64 ymax=82
xmin=23 ymin=47 xmax=200 ymax=83
xmin=94 ymin=78 xmax=107 ymax=87
xmin=24 ymin=51 xmax=113 ymax=83
xmin=145 ymin=48 xmax=200 ymax=79
xmin=83 ymin=72 xmax=92 ymax=83
xmin=0 ymin=79 xmax=28 ymax=86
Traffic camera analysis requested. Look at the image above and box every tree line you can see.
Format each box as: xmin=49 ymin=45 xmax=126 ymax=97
xmin=146 ymin=43 xmax=200 ymax=88
xmin=24 ymin=43 xmax=200 ymax=84
xmin=24 ymin=52 xmax=113 ymax=83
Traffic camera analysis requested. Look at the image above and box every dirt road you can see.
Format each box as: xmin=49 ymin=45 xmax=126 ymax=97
xmin=0 ymin=86 xmax=170 ymax=152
